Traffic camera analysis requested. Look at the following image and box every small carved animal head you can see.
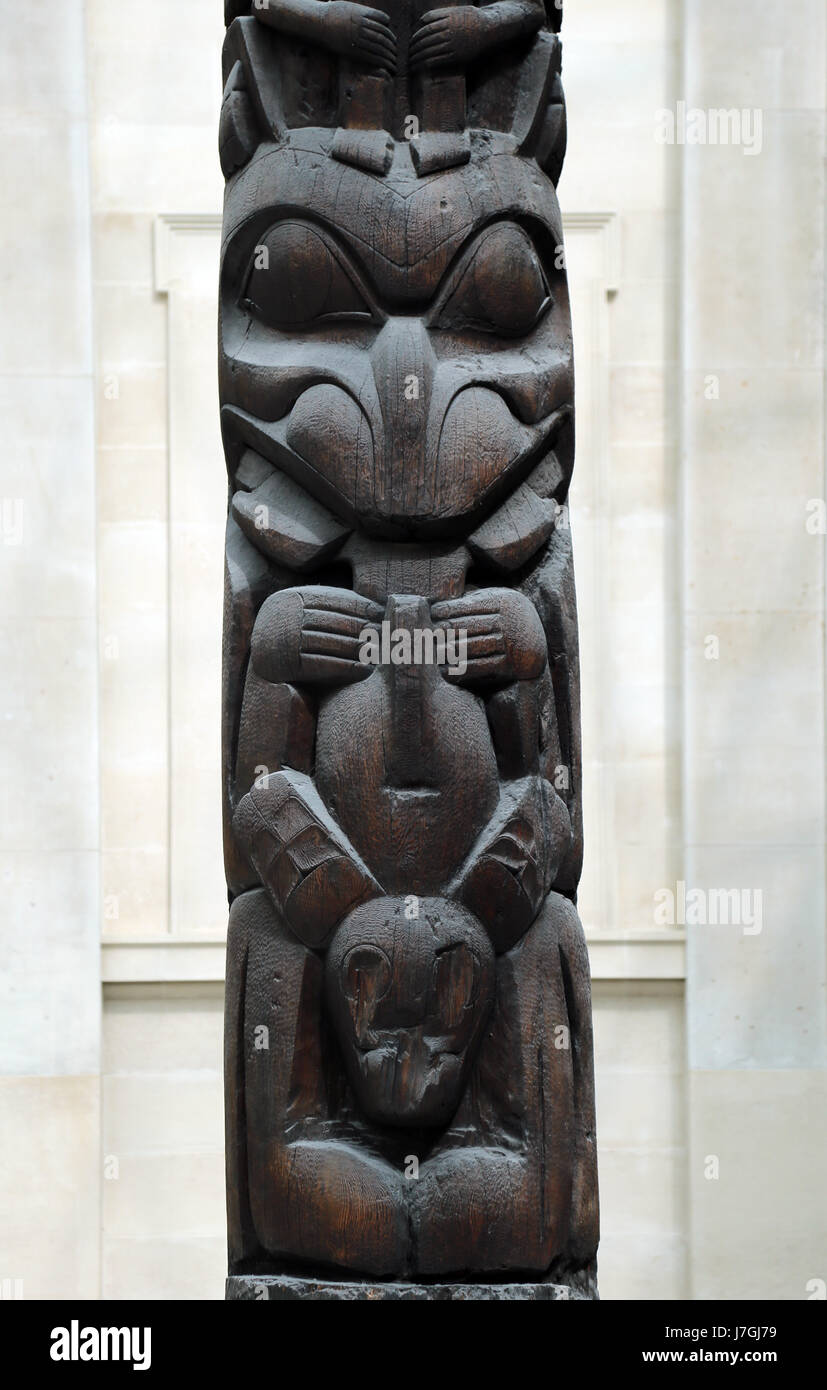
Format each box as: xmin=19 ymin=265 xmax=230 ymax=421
xmin=325 ymin=896 xmax=495 ymax=1128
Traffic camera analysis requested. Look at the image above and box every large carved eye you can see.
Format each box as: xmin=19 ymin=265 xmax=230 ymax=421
xmin=433 ymin=943 xmax=479 ymax=1028
xmin=242 ymin=221 xmax=374 ymax=329
xmin=434 ymin=224 xmax=551 ymax=338
xmin=343 ymin=945 xmax=391 ymax=1041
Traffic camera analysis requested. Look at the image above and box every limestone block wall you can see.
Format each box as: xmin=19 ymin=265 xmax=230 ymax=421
xmin=0 ymin=0 xmax=101 ymax=1301
xmin=681 ymin=0 xmax=827 ymax=1301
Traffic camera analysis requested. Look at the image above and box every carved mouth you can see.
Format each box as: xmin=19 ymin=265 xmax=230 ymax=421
xmin=221 ymin=399 xmax=569 ymax=541
xmin=357 ymin=1034 xmax=461 ymax=1061
xmin=353 ymin=1044 xmax=467 ymax=1128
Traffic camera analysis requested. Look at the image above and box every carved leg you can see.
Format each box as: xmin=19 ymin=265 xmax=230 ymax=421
xmin=226 ymin=887 xmax=409 ymax=1277
xmin=410 ymin=891 xmax=598 ymax=1276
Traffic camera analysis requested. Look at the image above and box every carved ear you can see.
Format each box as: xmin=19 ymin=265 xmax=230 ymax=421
xmin=220 ymin=17 xmax=287 ymax=177
xmin=220 ymin=60 xmax=260 ymax=177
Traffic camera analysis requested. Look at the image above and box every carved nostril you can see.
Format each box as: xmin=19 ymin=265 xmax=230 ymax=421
xmin=438 ymin=386 xmax=537 ymax=492
xmin=286 ymin=383 xmax=374 ymax=496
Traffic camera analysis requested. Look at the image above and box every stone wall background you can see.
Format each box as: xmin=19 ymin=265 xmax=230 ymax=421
xmin=0 ymin=0 xmax=824 ymax=1300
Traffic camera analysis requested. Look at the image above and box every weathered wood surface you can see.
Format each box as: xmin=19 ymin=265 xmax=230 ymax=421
xmin=221 ymin=0 xmax=598 ymax=1292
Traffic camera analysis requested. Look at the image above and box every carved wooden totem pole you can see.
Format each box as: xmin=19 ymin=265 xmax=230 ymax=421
xmin=220 ymin=0 xmax=598 ymax=1299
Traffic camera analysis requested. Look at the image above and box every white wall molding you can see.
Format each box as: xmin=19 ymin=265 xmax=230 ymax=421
xmin=586 ymin=930 xmax=685 ymax=981
xmin=102 ymin=937 xmax=226 ymax=984
xmin=154 ymin=213 xmax=222 ymax=294
xmin=562 ymin=210 xmax=620 ymax=294
xmin=151 ymin=213 xmax=228 ymax=935
xmin=102 ymin=929 xmax=684 ymax=984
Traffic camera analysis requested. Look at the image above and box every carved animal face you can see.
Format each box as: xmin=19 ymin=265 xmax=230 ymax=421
xmin=219 ymin=143 xmax=573 ymax=538
xmin=325 ymin=896 xmax=495 ymax=1127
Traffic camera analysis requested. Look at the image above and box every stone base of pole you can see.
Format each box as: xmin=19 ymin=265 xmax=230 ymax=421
xmin=226 ymin=1272 xmax=598 ymax=1301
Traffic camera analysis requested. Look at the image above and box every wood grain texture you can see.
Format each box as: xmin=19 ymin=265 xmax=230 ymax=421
xmin=220 ymin=0 xmax=598 ymax=1292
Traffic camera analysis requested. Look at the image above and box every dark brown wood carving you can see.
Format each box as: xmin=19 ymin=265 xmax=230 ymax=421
xmin=220 ymin=0 xmax=599 ymax=1299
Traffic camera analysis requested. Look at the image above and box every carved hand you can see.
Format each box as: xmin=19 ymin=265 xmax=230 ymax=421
xmin=324 ymin=1 xmax=397 ymax=73
xmin=251 ymin=585 xmax=383 ymax=686
xmin=431 ymin=588 xmax=547 ymax=684
xmin=251 ymin=0 xmax=397 ymax=73
xmin=409 ymin=7 xmax=489 ymax=71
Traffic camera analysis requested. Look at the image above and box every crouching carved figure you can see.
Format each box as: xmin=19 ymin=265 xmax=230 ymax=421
xmin=220 ymin=0 xmax=598 ymax=1296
